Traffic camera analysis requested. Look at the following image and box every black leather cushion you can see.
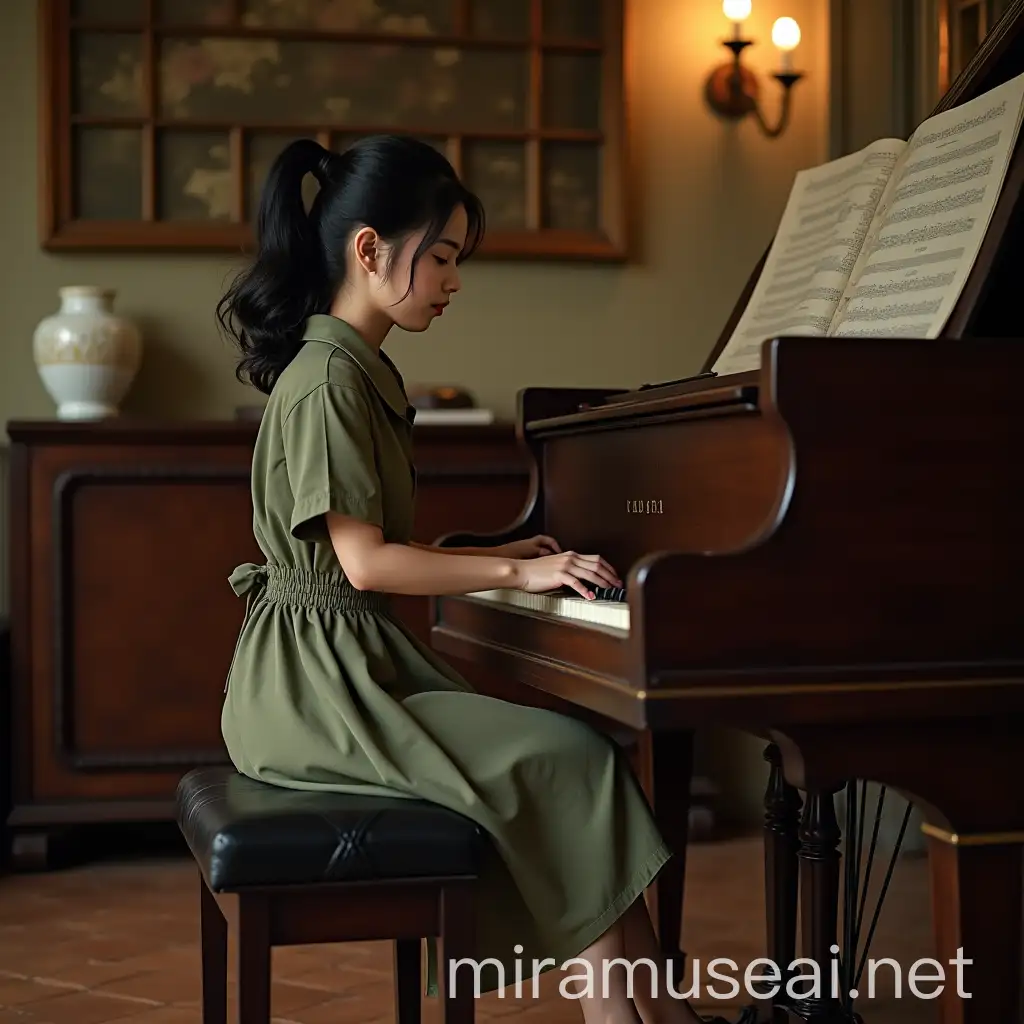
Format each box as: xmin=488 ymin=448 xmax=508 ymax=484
xmin=176 ymin=766 xmax=486 ymax=891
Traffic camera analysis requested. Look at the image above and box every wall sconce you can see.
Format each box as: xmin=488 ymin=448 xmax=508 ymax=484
xmin=704 ymin=0 xmax=804 ymax=138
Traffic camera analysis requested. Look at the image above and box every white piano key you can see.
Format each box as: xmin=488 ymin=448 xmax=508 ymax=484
xmin=465 ymin=589 xmax=630 ymax=632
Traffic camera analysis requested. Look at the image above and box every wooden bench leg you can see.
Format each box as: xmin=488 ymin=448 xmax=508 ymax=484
xmin=235 ymin=894 xmax=271 ymax=1024
xmin=394 ymin=938 xmax=421 ymax=1024
xmin=200 ymin=873 xmax=227 ymax=1024
xmin=439 ymin=881 xmax=476 ymax=1024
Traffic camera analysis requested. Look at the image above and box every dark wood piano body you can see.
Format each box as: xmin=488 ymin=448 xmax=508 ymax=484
xmin=431 ymin=5 xmax=1024 ymax=1022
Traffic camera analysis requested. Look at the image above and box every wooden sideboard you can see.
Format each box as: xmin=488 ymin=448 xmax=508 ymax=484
xmin=4 ymin=418 xmax=531 ymax=868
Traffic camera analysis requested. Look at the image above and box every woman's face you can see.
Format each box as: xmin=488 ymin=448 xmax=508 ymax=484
xmin=372 ymin=203 xmax=468 ymax=332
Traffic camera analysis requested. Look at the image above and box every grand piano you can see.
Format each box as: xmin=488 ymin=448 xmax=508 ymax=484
xmin=430 ymin=6 xmax=1024 ymax=1024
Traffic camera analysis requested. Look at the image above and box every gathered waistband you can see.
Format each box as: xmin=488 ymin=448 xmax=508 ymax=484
xmin=228 ymin=562 xmax=391 ymax=612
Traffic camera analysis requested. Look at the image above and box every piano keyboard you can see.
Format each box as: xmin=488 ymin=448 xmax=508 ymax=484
xmin=465 ymin=588 xmax=630 ymax=631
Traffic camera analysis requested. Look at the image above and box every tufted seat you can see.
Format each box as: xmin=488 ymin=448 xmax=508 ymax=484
xmin=176 ymin=765 xmax=486 ymax=1024
xmin=178 ymin=765 xmax=484 ymax=889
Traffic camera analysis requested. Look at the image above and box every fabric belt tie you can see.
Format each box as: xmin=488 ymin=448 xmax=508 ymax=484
xmin=228 ymin=563 xmax=390 ymax=612
xmin=223 ymin=564 xmax=390 ymax=692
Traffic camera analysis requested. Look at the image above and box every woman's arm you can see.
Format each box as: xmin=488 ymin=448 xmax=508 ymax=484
xmin=328 ymin=514 xmax=621 ymax=598
xmin=328 ymin=513 xmax=518 ymax=594
xmin=409 ymin=536 xmax=561 ymax=559
xmin=408 ymin=541 xmax=494 ymax=556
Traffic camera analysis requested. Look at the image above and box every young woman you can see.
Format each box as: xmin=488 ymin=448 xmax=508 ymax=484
xmin=217 ymin=136 xmax=723 ymax=1024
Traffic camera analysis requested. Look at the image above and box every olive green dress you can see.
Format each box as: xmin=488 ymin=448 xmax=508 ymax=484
xmin=221 ymin=313 xmax=671 ymax=994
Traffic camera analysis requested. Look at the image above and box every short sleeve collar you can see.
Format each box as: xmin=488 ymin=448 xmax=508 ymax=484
xmin=301 ymin=314 xmax=415 ymax=423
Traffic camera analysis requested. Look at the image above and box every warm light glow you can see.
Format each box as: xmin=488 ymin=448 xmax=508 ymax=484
xmin=723 ymin=0 xmax=752 ymax=22
xmin=771 ymin=16 xmax=801 ymax=50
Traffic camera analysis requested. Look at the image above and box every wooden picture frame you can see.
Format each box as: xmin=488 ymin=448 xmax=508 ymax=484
xmin=38 ymin=0 xmax=627 ymax=260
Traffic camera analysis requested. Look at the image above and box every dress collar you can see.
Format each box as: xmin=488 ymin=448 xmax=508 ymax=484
xmin=301 ymin=314 xmax=415 ymax=423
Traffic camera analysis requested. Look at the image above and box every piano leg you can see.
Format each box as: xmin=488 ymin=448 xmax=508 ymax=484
xmin=770 ymin=719 xmax=1024 ymax=1024
xmin=758 ymin=742 xmax=802 ymax=1020
xmin=633 ymin=728 xmax=693 ymax=977
xmin=743 ymin=777 xmax=852 ymax=1024
xmin=793 ymin=786 xmax=846 ymax=1023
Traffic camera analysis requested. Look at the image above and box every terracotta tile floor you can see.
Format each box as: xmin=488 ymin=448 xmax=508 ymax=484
xmin=0 ymin=827 xmax=939 ymax=1023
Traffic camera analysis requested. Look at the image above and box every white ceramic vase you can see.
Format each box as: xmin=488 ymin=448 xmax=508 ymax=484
xmin=33 ymin=286 xmax=142 ymax=420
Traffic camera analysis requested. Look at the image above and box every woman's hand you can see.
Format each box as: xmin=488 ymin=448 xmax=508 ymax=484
xmin=492 ymin=534 xmax=562 ymax=559
xmin=511 ymin=551 xmax=623 ymax=599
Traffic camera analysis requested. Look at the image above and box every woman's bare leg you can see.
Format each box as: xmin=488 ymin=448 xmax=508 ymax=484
xmin=560 ymin=918 xmax=644 ymax=1024
xmin=619 ymin=896 xmax=706 ymax=1024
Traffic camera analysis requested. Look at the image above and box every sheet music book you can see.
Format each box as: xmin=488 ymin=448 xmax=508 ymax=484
xmin=712 ymin=69 xmax=1024 ymax=376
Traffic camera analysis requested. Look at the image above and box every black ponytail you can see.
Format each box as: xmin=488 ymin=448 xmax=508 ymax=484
xmin=217 ymin=135 xmax=485 ymax=396
xmin=217 ymin=139 xmax=336 ymax=395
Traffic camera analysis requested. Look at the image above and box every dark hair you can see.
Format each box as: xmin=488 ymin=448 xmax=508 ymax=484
xmin=217 ymin=135 xmax=485 ymax=395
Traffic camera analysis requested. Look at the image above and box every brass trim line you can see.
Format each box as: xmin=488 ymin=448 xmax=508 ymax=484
xmin=644 ymin=674 xmax=1024 ymax=698
xmin=921 ymin=822 xmax=1024 ymax=847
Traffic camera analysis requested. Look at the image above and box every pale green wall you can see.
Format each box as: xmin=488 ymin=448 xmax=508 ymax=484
xmin=0 ymin=0 xmax=831 ymax=430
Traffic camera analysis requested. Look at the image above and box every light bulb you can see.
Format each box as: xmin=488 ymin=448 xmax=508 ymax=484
xmin=771 ymin=16 xmax=801 ymax=48
xmin=771 ymin=16 xmax=800 ymax=70
xmin=723 ymin=0 xmax=752 ymax=20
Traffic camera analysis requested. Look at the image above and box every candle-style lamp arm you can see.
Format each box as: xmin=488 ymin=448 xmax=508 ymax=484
xmin=752 ymin=72 xmax=803 ymax=138
xmin=704 ymin=36 xmax=804 ymax=138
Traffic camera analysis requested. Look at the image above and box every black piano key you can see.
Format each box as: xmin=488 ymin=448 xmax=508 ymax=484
xmin=550 ymin=585 xmax=627 ymax=602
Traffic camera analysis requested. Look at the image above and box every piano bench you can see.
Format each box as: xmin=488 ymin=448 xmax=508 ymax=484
xmin=175 ymin=766 xmax=486 ymax=1024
